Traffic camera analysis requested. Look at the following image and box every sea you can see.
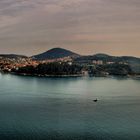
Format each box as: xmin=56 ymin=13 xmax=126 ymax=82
xmin=0 ymin=73 xmax=140 ymax=140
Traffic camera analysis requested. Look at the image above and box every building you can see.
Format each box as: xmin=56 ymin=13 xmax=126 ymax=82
xmin=93 ymin=60 xmax=103 ymax=65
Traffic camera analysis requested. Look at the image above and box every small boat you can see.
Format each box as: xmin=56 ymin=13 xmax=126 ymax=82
xmin=93 ymin=99 xmax=98 ymax=102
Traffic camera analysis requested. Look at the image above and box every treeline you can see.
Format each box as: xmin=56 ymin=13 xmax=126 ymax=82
xmin=88 ymin=63 xmax=137 ymax=76
xmin=13 ymin=62 xmax=83 ymax=76
xmin=12 ymin=62 xmax=139 ymax=77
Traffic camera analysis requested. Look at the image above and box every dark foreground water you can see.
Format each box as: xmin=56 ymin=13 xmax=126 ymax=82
xmin=0 ymin=73 xmax=140 ymax=140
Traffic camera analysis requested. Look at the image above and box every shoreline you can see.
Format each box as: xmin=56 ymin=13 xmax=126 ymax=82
xmin=1 ymin=72 xmax=140 ymax=79
xmin=10 ymin=72 xmax=84 ymax=78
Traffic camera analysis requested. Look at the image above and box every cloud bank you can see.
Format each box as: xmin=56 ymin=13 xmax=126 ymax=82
xmin=0 ymin=0 xmax=140 ymax=56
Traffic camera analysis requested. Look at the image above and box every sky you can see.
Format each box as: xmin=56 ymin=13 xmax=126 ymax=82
xmin=0 ymin=0 xmax=140 ymax=57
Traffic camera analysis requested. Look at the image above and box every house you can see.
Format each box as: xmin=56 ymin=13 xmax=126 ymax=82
xmin=93 ymin=60 xmax=103 ymax=65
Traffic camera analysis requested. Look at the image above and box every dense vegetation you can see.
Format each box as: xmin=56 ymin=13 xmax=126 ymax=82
xmin=13 ymin=62 xmax=83 ymax=76
xmin=101 ymin=64 xmax=133 ymax=75
xmin=11 ymin=62 xmax=140 ymax=77
xmin=87 ymin=64 xmax=134 ymax=76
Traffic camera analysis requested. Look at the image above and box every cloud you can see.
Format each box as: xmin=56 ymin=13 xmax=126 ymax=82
xmin=0 ymin=0 xmax=140 ymax=56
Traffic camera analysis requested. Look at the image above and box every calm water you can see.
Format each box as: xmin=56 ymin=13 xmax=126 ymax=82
xmin=0 ymin=73 xmax=140 ymax=140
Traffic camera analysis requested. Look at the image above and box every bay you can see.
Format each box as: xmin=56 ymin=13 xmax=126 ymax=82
xmin=0 ymin=73 xmax=140 ymax=140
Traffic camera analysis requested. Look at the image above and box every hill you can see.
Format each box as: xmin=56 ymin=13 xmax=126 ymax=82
xmin=32 ymin=48 xmax=80 ymax=60
xmin=0 ymin=54 xmax=27 ymax=59
xmin=74 ymin=54 xmax=140 ymax=74
xmin=74 ymin=53 xmax=140 ymax=63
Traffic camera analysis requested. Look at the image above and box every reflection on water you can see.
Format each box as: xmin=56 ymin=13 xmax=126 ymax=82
xmin=0 ymin=73 xmax=140 ymax=140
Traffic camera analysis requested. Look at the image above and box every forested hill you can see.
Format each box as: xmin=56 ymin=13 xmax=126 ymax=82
xmin=32 ymin=48 xmax=80 ymax=60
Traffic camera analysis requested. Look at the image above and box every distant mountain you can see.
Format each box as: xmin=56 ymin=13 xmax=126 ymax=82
xmin=32 ymin=48 xmax=80 ymax=60
xmin=74 ymin=53 xmax=140 ymax=64
xmin=0 ymin=54 xmax=27 ymax=59
xmin=74 ymin=53 xmax=114 ymax=63
xmin=93 ymin=53 xmax=111 ymax=58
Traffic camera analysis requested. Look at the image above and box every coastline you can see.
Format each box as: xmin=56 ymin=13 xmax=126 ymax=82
xmin=10 ymin=72 xmax=83 ymax=78
xmin=2 ymin=71 xmax=139 ymax=79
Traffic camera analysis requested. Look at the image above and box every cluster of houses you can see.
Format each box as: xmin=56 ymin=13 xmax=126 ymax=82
xmin=0 ymin=55 xmax=128 ymax=75
xmin=0 ymin=56 xmax=74 ymax=72
xmin=0 ymin=57 xmax=38 ymax=72
xmin=92 ymin=60 xmax=128 ymax=65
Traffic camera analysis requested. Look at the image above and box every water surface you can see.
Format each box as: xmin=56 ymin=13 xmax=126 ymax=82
xmin=0 ymin=73 xmax=140 ymax=140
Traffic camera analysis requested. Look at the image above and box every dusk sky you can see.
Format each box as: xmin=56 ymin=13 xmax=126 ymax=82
xmin=0 ymin=0 xmax=140 ymax=57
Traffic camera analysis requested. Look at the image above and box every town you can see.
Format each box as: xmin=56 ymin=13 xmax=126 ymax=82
xmin=0 ymin=56 xmax=137 ymax=77
xmin=0 ymin=48 xmax=140 ymax=77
